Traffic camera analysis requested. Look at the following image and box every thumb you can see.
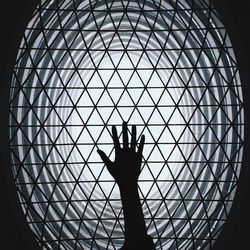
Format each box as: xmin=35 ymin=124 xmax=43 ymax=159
xmin=97 ymin=150 xmax=115 ymax=178
xmin=97 ymin=149 xmax=112 ymax=167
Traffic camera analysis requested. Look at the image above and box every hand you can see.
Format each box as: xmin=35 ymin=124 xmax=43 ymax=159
xmin=97 ymin=122 xmax=145 ymax=189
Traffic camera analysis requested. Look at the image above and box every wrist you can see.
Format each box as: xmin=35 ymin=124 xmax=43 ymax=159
xmin=118 ymin=181 xmax=138 ymax=194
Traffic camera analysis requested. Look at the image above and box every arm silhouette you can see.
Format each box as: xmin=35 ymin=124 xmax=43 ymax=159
xmin=97 ymin=122 xmax=155 ymax=250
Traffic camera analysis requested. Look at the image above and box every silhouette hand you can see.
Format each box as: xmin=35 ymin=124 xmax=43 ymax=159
xmin=97 ymin=122 xmax=155 ymax=249
xmin=97 ymin=122 xmax=145 ymax=189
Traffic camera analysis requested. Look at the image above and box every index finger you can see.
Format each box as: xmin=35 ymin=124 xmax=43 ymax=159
xmin=131 ymin=125 xmax=136 ymax=151
xmin=138 ymin=134 xmax=145 ymax=156
xmin=122 ymin=121 xmax=128 ymax=148
xmin=112 ymin=125 xmax=120 ymax=150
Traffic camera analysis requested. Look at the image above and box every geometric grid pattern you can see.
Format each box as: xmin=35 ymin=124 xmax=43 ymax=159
xmin=9 ymin=0 xmax=244 ymax=249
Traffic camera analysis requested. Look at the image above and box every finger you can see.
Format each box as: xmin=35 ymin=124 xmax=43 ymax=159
xmin=112 ymin=125 xmax=120 ymax=150
xmin=131 ymin=125 xmax=136 ymax=151
xmin=97 ymin=150 xmax=115 ymax=177
xmin=138 ymin=134 xmax=145 ymax=156
xmin=97 ymin=150 xmax=112 ymax=167
xmin=122 ymin=121 xmax=128 ymax=148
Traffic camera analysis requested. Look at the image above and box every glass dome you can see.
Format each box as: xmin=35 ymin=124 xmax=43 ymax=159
xmin=9 ymin=0 xmax=244 ymax=249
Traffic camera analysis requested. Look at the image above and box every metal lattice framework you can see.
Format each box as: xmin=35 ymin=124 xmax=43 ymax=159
xmin=9 ymin=0 xmax=244 ymax=249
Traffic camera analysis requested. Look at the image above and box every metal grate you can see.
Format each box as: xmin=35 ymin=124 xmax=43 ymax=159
xmin=9 ymin=0 xmax=244 ymax=249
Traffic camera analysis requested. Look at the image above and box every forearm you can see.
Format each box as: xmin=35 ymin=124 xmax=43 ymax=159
xmin=119 ymin=183 xmax=148 ymax=241
xmin=98 ymin=123 xmax=155 ymax=249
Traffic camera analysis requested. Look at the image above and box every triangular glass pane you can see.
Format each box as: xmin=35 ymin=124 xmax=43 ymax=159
xmin=148 ymin=145 xmax=165 ymax=161
xmin=101 ymin=199 xmax=117 ymax=219
xmin=60 ymin=10 xmax=75 ymax=28
xmin=118 ymin=31 xmax=133 ymax=48
xmin=178 ymin=89 xmax=197 ymax=106
xmin=117 ymin=91 xmax=134 ymax=106
xmin=30 ymin=89 xmax=51 ymax=108
xmin=125 ymin=0 xmax=141 ymax=10
xmin=137 ymin=52 xmax=153 ymax=69
xmin=79 ymin=70 xmax=95 ymax=86
xmin=157 ymin=106 xmax=175 ymax=123
xmin=66 ymin=163 xmax=83 ymax=180
xmin=108 ymin=72 xmax=125 ymax=88
xmin=108 ymin=108 xmax=123 ymax=124
xmin=199 ymin=88 xmax=219 ymax=106
xmin=158 ymin=89 xmax=175 ymax=106
xmin=58 ymin=166 xmax=76 ymax=184
xmin=94 ymin=107 xmax=113 ymax=123
xmin=129 ymin=108 xmax=144 ymax=124
xmin=177 ymin=106 xmax=196 ymax=124
xmin=126 ymin=32 xmax=142 ymax=50
xmin=81 ymin=165 xmax=97 ymax=182
xmin=77 ymin=107 xmax=94 ymax=122
xmin=135 ymin=69 xmax=152 ymax=85
xmin=66 ymin=108 xmax=84 ymax=126
xmin=107 ymin=88 xmax=124 ymax=104
xmin=177 ymin=125 xmax=196 ymax=144
xmin=128 ymin=88 xmax=144 ymax=104
xmin=109 ymin=52 xmax=123 ymax=68
xmin=92 ymin=182 xmax=107 ymax=199
xmin=147 ymin=50 xmax=162 ymax=67
xmin=136 ymin=128 xmax=153 ymax=144
xmin=56 ymin=89 xmax=74 ymax=106
xmin=148 ymin=109 xmax=165 ymax=124
xmin=39 ymin=126 xmax=61 ymax=143
xmin=97 ymin=69 xmax=114 ymax=86
xmin=70 ymin=31 xmax=86 ymax=50
xmin=199 ymin=126 xmax=216 ymax=143
xmin=149 ymin=125 xmax=165 ymax=141
xmin=190 ymin=145 xmax=208 ymax=163
xmin=88 ymin=32 xmax=106 ymax=50
xmin=137 ymin=91 xmax=154 ymax=106
xmin=210 ymin=107 xmax=229 ymax=126
xmin=157 ymin=163 xmax=172 ymax=181
xmin=96 ymin=52 xmax=114 ymax=69
xmin=167 ymin=145 xmax=185 ymax=162
xmin=158 ymin=128 xmax=175 ymax=143
xmin=97 ymin=90 xmax=115 ymax=107
xmin=44 ymin=108 xmax=63 ymax=126
xmin=146 ymin=32 xmax=163 ymax=50
xmin=118 ymin=69 xmax=134 ymax=84
xmin=168 ymin=108 xmax=186 ymax=125
xmin=98 ymin=167 xmax=113 ymax=181
xmin=138 ymin=181 xmax=154 ymax=198
xmin=142 ymin=142 xmax=154 ymax=160
xmin=117 ymin=53 xmax=134 ymax=69
xmin=135 ymin=30 xmax=151 ymax=48
xmin=108 ymin=34 xmax=125 ymax=51
xmin=119 ymin=107 xmax=134 ymax=122
xmin=136 ymin=106 xmax=154 ymax=122
xmin=86 ymin=109 xmax=104 ymax=125
xmin=97 ymin=127 xmax=112 ymax=144
xmin=148 ymin=162 xmax=165 ymax=179
xmin=147 ymin=71 xmax=165 ymax=88
xmin=86 ymin=88 xmax=104 ymax=103
xmin=88 ymin=71 xmax=104 ymax=87
xmin=148 ymin=89 xmax=164 ymax=104
xmin=140 ymin=165 xmax=155 ymax=181
xmin=189 ymin=108 xmax=208 ymax=125
xmin=158 ymin=143 xmax=175 ymax=160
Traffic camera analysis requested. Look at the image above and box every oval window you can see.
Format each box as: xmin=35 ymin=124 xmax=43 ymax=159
xmin=9 ymin=0 xmax=244 ymax=249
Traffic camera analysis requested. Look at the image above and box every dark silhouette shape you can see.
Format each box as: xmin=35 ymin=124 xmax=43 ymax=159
xmin=97 ymin=122 xmax=155 ymax=250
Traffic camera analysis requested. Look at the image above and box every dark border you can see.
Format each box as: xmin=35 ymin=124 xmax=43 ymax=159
xmin=0 ymin=0 xmax=249 ymax=249
xmin=211 ymin=0 xmax=250 ymax=248
xmin=0 ymin=1 xmax=41 ymax=249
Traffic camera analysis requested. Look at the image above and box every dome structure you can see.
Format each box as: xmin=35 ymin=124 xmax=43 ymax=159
xmin=9 ymin=0 xmax=244 ymax=249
